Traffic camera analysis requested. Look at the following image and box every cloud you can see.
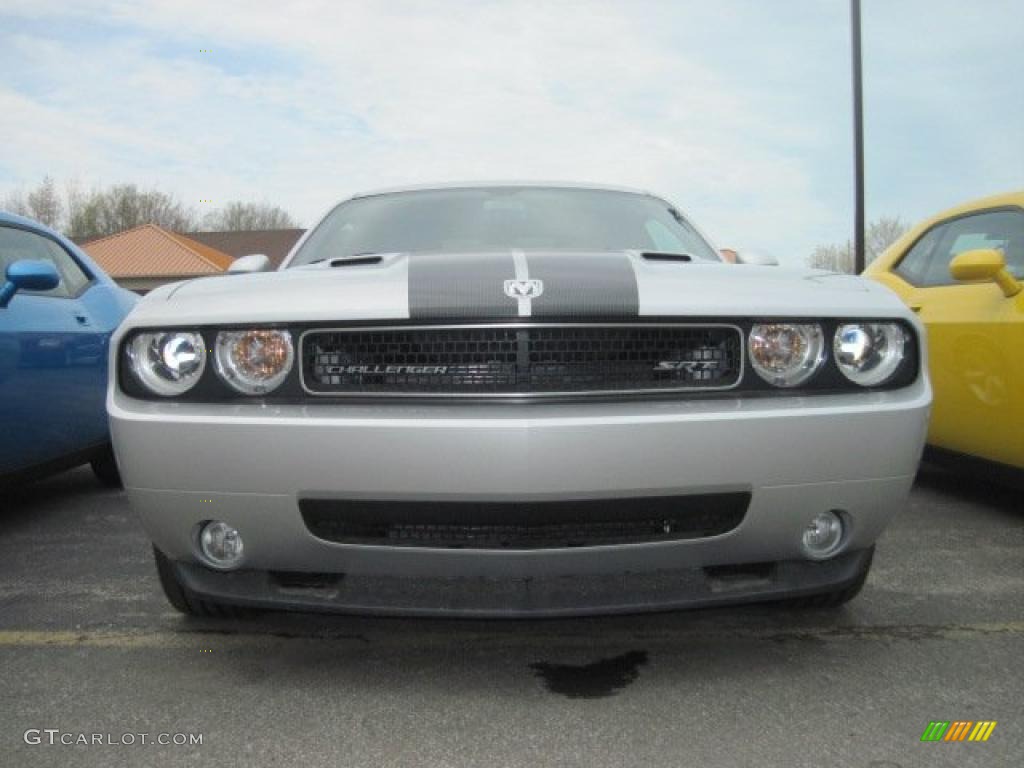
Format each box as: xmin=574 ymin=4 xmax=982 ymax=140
xmin=1 ymin=1 xmax=1020 ymax=264
xmin=862 ymin=0 xmax=1024 ymax=223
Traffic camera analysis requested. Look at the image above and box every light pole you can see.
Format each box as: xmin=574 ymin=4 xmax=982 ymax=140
xmin=851 ymin=0 xmax=866 ymax=274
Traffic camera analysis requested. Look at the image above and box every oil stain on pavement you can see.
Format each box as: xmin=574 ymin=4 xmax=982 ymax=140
xmin=530 ymin=650 xmax=648 ymax=698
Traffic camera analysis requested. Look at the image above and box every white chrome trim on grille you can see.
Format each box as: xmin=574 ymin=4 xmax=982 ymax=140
xmin=298 ymin=323 xmax=745 ymax=399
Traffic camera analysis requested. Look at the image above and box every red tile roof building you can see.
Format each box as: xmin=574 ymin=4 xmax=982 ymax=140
xmin=81 ymin=224 xmax=235 ymax=293
xmin=183 ymin=229 xmax=304 ymax=270
xmin=79 ymin=225 xmax=307 ymax=292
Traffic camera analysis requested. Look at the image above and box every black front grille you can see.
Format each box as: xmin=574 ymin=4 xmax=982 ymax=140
xmin=302 ymin=324 xmax=741 ymax=397
xmin=300 ymin=493 xmax=749 ymax=549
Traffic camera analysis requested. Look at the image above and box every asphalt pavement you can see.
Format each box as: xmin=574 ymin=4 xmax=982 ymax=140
xmin=0 ymin=465 xmax=1021 ymax=768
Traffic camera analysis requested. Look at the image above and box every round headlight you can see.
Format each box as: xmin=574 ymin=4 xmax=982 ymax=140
xmin=214 ymin=329 xmax=294 ymax=394
xmin=834 ymin=323 xmax=907 ymax=386
xmin=748 ymin=323 xmax=825 ymax=387
xmin=127 ymin=331 xmax=206 ymax=396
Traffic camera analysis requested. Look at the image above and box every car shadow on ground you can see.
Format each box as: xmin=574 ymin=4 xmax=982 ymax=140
xmin=0 ymin=465 xmax=112 ymax=532
xmin=914 ymin=462 xmax=1022 ymax=514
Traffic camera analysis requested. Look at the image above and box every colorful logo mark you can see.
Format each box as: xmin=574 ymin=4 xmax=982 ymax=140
xmin=920 ymin=721 xmax=997 ymax=742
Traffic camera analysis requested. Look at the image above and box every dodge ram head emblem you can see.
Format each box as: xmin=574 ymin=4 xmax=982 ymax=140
xmin=504 ymin=279 xmax=544 ymax=300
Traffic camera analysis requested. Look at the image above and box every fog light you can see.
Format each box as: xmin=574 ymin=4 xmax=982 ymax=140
xmin=199 ymin=521 xmax=244 ymax=569
xmin=801 ymin=511 xmax=844 ymax=559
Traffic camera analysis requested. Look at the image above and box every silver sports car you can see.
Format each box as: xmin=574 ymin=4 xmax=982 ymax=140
xmin=108 ymin=183 xmax=931 ymax=617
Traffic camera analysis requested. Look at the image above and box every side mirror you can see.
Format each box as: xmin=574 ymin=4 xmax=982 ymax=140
xmin=732 ymin=249 xmax=779 ymax=266
xmin=949 ymin=248 xmax=1021 ymax=297
xmin=0 ymin=260 xmax=61 ymax=308
xmin=228 ymin=254 xmax=271 ymax=274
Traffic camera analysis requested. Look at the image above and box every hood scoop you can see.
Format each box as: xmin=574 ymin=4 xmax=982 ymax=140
xmin=326 ymin=255 xmax=385 ymax=268
xmin=640 ymin=252 xmax=692 ymax=263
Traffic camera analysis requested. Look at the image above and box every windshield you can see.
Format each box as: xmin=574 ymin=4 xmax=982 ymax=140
xmin=288 ymin=187 xmax=721 ymax=266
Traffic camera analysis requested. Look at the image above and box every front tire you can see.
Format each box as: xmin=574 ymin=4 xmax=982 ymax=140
xmin=153 ymin=547 xmax=255 ymax=618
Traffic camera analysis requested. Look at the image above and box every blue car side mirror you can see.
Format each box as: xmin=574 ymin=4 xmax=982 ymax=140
xmin=0 ymin=260 xmax=61 ymax=308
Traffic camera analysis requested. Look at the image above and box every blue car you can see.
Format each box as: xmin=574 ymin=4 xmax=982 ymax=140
xmin=0 ymin=211 xmax=137 ymax=487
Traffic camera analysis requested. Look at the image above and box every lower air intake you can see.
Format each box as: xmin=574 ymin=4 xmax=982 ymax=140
xmin=299 ymin=493 xmax=749 ymax=550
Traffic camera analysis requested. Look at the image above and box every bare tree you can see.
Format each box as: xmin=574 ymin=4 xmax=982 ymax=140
xmin=3 ymin=178 xmax=63 ymax=228
xmin=866 ymin=216 xmax=908 ymax=262
xmin=67 ymin=189 xmax=104 ymax=239
xmin=807 ymin=216 xmax=909 ymax=273
xmin=808 ymin=240 xmax=855 ymax=273
xmin=64 ymin=179 xmax=86 ymax=233
xmin=4 ymin=177 xmax=298 ymax=238
xmin=69 ymin=184 xmax=199 ymax=239
xmin=26 ymin=176 xmax=63 ymax=229
xmin=2 ymin=187 xmax=31 ymax=218
xmin=201 ymin=201 xmax=298 ymax=231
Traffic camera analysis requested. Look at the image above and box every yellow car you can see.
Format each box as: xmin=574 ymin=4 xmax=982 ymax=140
xmin=866 ymin=190 xmax=1024 ymax=476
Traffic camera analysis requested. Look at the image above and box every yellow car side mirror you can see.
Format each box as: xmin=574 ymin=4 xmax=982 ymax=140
xmin=949 ymin=249 xmax=1022 ymax=297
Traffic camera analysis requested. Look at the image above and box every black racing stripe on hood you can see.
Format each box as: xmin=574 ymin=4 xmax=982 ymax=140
xmin=526 ymin=252 xmax=639 ymax=318
xmin=408 ymin=252 xmax=518 ymax=319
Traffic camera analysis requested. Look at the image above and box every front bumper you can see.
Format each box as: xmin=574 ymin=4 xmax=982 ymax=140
xmin=110 ymin=380 xmax=929 ymax=614
xmin=170 ymin=548 xmax=874 ymax=618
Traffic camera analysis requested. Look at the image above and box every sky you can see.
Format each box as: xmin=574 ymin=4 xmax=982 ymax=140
xmin=0 ymin=0 xmax=1021 ymax=265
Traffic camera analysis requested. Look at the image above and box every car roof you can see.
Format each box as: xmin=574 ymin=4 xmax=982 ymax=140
xmin=864 ymin=188 xmax=1024 ymax=275
xmin=350 ymin=181 xmax=657 ymax=199
xmin=918 ymin=189 xmax=1024 ymax=228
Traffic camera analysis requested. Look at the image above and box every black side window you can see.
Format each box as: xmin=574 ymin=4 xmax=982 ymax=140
xmin=895 ymin=225 xmax=944 ymax=286
xmin=901 ymin=209 xmax=1024 ymax=287
xmin=0 ymin=226 xmax=92 ymax=298
xmin=934 ymin=209 xmax=1024 ymax=282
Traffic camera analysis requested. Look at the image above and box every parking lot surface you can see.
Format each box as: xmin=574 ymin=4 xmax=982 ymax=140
xmin=1 ymin=465 xmax=1021 ymax=768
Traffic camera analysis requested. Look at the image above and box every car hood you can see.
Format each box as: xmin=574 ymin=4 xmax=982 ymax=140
xmin=126 ymin=250 xmax=912 ymax=327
